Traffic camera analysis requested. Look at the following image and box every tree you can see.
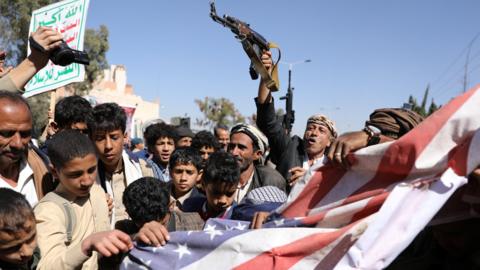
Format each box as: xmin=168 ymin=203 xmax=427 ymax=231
xmin=428 ymin=99 xmax=440 ymax=115
xmin=406 ymin=85 xmax=440 ymax=117
xmin=0 ymin=0 xmax=53 ymax=66
xmin=195 ymin=97 xmax=245 ymax=129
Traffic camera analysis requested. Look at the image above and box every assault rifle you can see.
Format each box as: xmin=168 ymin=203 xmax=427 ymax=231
xmin=280 ymin=76 xmax=294 ymax=135
xmin=209 ymin=1 xmax=280 ymax=92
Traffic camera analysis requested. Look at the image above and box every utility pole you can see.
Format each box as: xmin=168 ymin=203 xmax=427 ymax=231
xmin=463 ymin=33 xmax=479 ymax=92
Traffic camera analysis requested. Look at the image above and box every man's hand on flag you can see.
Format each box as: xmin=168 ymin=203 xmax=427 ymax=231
xmin=251 ymin=211 xmax=270 ymax=229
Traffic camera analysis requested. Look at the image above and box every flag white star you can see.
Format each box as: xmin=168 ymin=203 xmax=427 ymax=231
xmin=234 ymin=222 xmax=247 ymax=230
xmin=151 ymin=245 xmax=164 ymax=253
xmin=274 ymin=218 xmax=285 ymax=226
xmin=204 ymin=224 xmax=223 ymax=240
xmin=122 ymin=256 xmax=133 ymax=269
xmin=173 ymin=243 xmax=191 ymax=259
xmin=187 ymin=230 xmax=193 ymax=235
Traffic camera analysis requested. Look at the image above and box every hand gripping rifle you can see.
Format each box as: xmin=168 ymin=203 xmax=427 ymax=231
xmin=210 ymin=1 xmax=281 ymax=92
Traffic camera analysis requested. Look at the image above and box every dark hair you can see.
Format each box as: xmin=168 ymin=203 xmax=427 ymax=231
xmin=192 ymin=130 xmax=220 ymax=151
xmin=0 ymin=188 xmax=35 ymax=245
xmin=169 ymin=147 xmax=202 ymax=171
xmin=202 ymin=151 xmax=240 ymax=186
xmin=0 ymin=90 xmax=31 ymax=114
xmin=214 ymin=124 xmax=229 ymax=137
xmin=144 ymin=123 xmax=178 ymax=150
xmin=123 ymin=177 xmax=170 ymax=226
xmin=47 ymin=129 xmax=96 ymax=169
xmin=88 ymin=103 xmax=126 ymax=135
xmin=55 ymin=95 xmax=92 ymax=130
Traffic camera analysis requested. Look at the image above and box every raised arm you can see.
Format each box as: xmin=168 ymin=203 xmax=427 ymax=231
xmin=1 ymin=27 xmax=63 ymax=91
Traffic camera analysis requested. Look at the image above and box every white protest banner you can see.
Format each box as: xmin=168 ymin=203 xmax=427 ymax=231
xmin=24 ymin=0 xmax=90 ymax=98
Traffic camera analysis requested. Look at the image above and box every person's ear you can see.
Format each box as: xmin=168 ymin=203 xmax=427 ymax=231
xmin=168 ymin=200 xmax=175 ymax=211
xmin=49 ymin=121 xmax=59 ymax=133
xmin=49 ymin=164 xmax=59 ymax=180
xmin=253 ymin=150 xmax=263 ymax=161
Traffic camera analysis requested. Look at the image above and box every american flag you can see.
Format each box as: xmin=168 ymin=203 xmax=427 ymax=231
xmin=121 ymin=85 xmax=480 ymax=270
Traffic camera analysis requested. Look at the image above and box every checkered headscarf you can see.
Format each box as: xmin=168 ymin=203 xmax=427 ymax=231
xmin=306 ymin=114 xmax=337 ymax=138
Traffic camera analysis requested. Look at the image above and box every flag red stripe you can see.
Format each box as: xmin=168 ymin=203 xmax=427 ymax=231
xmin=282 ymin=87 xmax=477 ymax=221
xmin=233 ymin=224 xmax=354 ymax=270
xmin=282 ymin=165 xmax=346 ymax=218
xmin=350 ymin=192 xmax=389 ymax=222
xmin=351 ymin=88 xmax=477 ymax=195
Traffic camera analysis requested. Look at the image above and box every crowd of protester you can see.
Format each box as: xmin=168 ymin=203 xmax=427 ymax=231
xmin=0 ymin=27 xmax=479 ymax=270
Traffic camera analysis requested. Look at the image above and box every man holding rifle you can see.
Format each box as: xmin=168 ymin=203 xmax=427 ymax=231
xmin=255 ymin=51 xmax=337 ymax=193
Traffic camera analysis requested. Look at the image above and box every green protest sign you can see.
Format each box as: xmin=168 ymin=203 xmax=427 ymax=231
xmin=24 ymin=0 xmax=89 ymax=97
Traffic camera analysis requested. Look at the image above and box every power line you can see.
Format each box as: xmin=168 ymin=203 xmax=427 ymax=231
xmin=430 ymin=32 xmax=480 ymax=98
xmin=431 ymin=32 xmax=480 ymax=98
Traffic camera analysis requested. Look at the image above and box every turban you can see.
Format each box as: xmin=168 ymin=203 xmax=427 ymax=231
xmin=230 ymin=124 xmax=269 ymax=154
xmin=306 ymin=114 xmax=338 ymax=138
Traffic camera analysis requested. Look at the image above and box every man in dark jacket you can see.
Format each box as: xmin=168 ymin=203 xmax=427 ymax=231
xmin=228 ymin=124 xmax=286 ymax=202
xmin=255 ymin=52 xmax=337 ymax=188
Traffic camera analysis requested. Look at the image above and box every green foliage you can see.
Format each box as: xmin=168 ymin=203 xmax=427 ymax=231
xmin=69 ymin=25 xmax=109 ymax=95
xmin=27 ymin=92 xmax=50 ymax=139
xmin=195 ymin=97 xmax=245 ymax=129
xmin=407 ymin=85 xmax=440 ymax=117
xmin=428 ymin=99 xmax=439 ymax=115
xmin=0 ymin=0 xmax=54 ymax=65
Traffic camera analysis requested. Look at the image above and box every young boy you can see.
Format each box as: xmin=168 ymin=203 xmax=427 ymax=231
xmin=88 ymin=103 xmax=143 ymax=225
xmin=183 ymin=151 xmax=240 ymax=220
xmin=169 ymin=148 xmax=204 ymax=210
xmin=191 ymin=130 xmax=220 ymax=166
xmin=118 ymin=177 xmax=204 ymax=235
xmin=143 ymin=122 xmax=178 ymax=182
xmin=34 ymin=130 xmax=133 ymax=269
xmin=0 ymin=188 xmax=38 ymax=270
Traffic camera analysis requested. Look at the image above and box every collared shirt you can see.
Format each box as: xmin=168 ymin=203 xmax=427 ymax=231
xmin=0 ymin=159 xmax=38 ymax=206
xmin=159 ymin=164 xmax=170 ymax=182
xmin=287 ymin=155 xmax=328 ymax=203
xmin=302 ymin=154 xmax=326 ymax=171
xmin=236 ymin=170 xmax=254 ymax=203
xmin=104 ymin=159 xmax=129 ymax=223
xmin=172 ymin=188 xmax=194 ymax=210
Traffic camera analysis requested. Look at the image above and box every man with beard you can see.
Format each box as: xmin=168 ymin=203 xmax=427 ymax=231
xmin=255 ymin=51 xmax=337 ymax=189
xmin=228 ymin=124 xmax=286 ymax=202
xmin=0 ymin=91 xmax=55 ymax=207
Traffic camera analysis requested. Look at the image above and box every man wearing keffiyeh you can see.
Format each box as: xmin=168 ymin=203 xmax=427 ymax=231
xmin=255 ymin=51 xmax=337 ymax=190
xmin=228 ymin=124 xmax=286 ymax=202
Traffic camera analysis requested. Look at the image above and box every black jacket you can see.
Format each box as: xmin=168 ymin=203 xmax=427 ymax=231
xmin=256 ymin=98 xmax=306 ymax=181
xmin=249 ymin=164 xmax=287 ymax=193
